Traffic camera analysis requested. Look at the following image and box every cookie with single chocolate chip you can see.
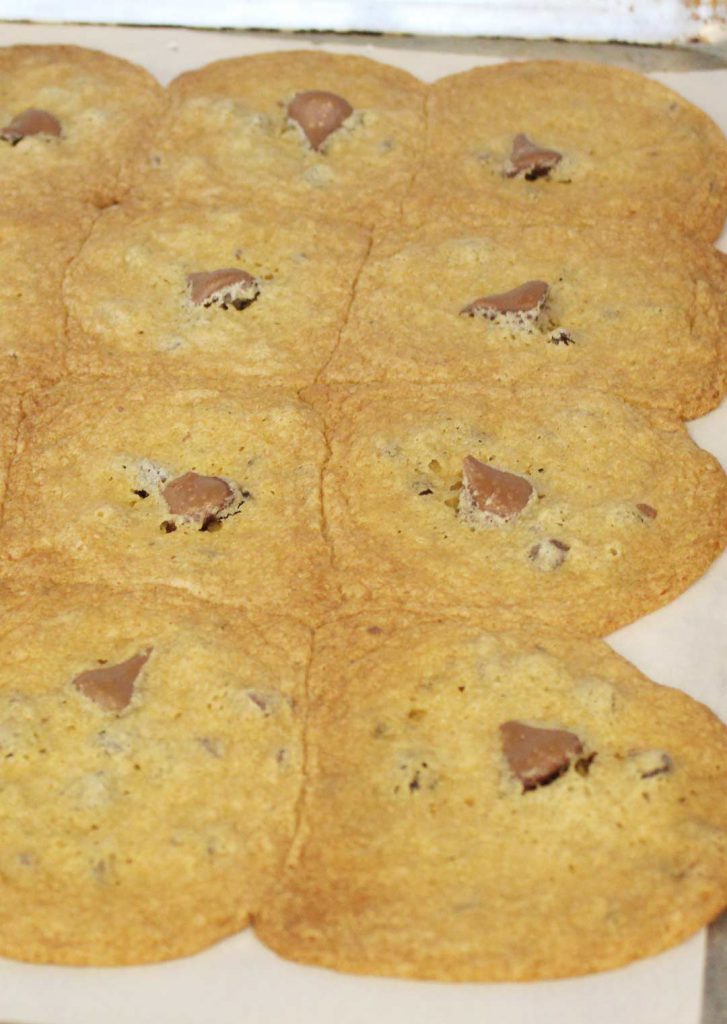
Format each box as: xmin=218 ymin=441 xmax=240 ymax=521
xmin=410 ymin=61 xmax=727 ymax=241
xmin=64 ymin=201 xmax=369 ymax=386
xmin=0 ymin=379 xmax=331 ymax=618
xmin=255 ymin=615 xmax=727 ymax=980
xmin=324 ymin=220 xmax=727 ymax=419
xmin=0 ymin=582 xmax=307 ymax=965
xmin=131 ymin=50 xmax=425 ymax=228
xmin=321 ymin=385 xmax=727 ymax=634
xmin=0 ymin=45 xmax=165 ymax=208
xmin=0 ymin=201 xmax=97 ymax=387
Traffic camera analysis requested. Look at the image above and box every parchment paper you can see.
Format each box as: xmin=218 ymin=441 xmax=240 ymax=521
xmin=0 ymin=22 xmax=725 ymax=1024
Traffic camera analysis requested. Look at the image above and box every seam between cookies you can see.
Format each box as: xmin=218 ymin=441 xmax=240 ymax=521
xmin=394 ymin=85 xmax=430 ymax=229
xmin=312 ymin=228 xmax=374 ymax=387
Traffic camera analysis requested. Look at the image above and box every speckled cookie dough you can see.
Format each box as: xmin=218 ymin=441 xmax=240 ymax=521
xmin=0 ymin=582 xmax=308 ymax=965
xmin=256 ymin=615 xmax=727 ymax=980
xmin=0 ymin=45 xmax=166 ymax=208
xmin=64 ymin=200 xmax=369 ymax=386
xmin=0 ymin=379 xmax=332 ymax=618
xmin=130 ymin=50 xmax=425 ymax=228
xmin=321 ymin=385 xmax=727 ymax=634
xmin=0 ymin=201 xmax=97 ymax=388
xmin=410 ymin=61 xmax=727 ymax=241
xmin=324 ymin=219 xmax=727 ymax=419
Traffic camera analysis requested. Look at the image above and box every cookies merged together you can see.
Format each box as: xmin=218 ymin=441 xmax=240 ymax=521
xmin=0 ymin=44 xmax=726 ymax=979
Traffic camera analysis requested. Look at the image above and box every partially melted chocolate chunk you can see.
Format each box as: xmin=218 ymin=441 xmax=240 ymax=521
xmin=1 ymin=108 xmax=62 ymax=145
xmin=500 ymin=720 xmax=585 ymax=791
xmin=458 ymin=455 xmax=533 ymax=526
xmin=73 ymin=649 xmax=152 ymax=712
xmin=162 ymin=471 xmax=235 ymax=524
xmin=504 ymin=133 xmax=562 ymax=180
xmin=287 ymin=90 xmax=353 ymax=151
xmin=460 ymin=280 xmax=549 ymax=330
xmin=187 ymin=268 xmax=260 ymax=310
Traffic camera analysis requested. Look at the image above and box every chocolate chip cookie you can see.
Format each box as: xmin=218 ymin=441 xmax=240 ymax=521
xmin=0 ymin=44 xmax=165 ymax=208
xmin=324 ymin=219 xmax=727 ymax=419
xmin=131 ymin=50 xmax=425 ymax=228
xmin=0 ymin=378 xmax=331 ymax=618
xmin=0 ymin=582 xmax=307 ymax=964
xmin=64 ymin=200 xmax=369 ymax=386
xmin=320 ymin=384 xmax=727 ymax=634
xmin=256 ymin=615 xmax=727 ymax=980
xmin=412 ymin=61 xmax=727 ymax=241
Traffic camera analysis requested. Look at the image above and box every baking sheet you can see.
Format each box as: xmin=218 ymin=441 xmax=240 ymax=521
xmin=1 ymin=0 xmax=726 ymax=43
xmin=0 ymin=22 xmax=725 ymax=1024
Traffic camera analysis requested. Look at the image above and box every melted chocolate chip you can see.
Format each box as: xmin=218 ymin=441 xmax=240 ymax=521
xmin=504 ymin=133 xmax=562 ymax=180
xmin=73 ymin=649 xmax=152 ymax=712
xmin=1 ymin=109 xmax=62 ymax=145
xmin=287 ymin=90 xmax=353 ymax=151
xmin=187 ymin=268 xmax=260 ymax=310
xmin=460 ymin=280 xmax=549 ymax=326
xmin=459 ymin=455 xmax=533 ymax=524
xmin=162 ymin=472 xmax=234 ymax=524
xmin=500 ymin=720 xmax=585 ymax=791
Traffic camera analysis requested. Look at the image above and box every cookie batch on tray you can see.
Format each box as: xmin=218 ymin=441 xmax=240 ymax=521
xmin=0 ymin=44 xmax=726 ymax=978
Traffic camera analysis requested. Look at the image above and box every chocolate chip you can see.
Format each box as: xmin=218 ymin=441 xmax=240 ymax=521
xmin=628 ymin=749 xmax=672 ymax=778
xmin=394 ymin=754 xmax=439 ymax=796
xmin=500 ymin=720 xmax=585 ymax=791
xmin=504 ymin=133 xmax=562 ymax=179
xmin=132 ymin=489 xmax=149 ymax=499
xmin=162 ymin=472 xmax=234 ymax=525
xmin=460 ymin=280 xmax=549 ymax=329
xmin=458 ymin=455 xmax=533 ymax=525
xmin=529 ymin=538 xmax=570 ymax=571
xmin=1 ymin=108 xmax=62 ymax=145
xmin=187 ymin=269 xmax=260 ymax=310
xmin=246 ymin=691 xmax=275 ymax=715
xmin=547 ymin=329 xmax=574 ymax=346
xmin=287 ymin=90 xmax=353 ymax=151
xmin=73 ymin=649 xmax=152 ymax=712
xmin=636 ymin=503 xmax=658 ymax=520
